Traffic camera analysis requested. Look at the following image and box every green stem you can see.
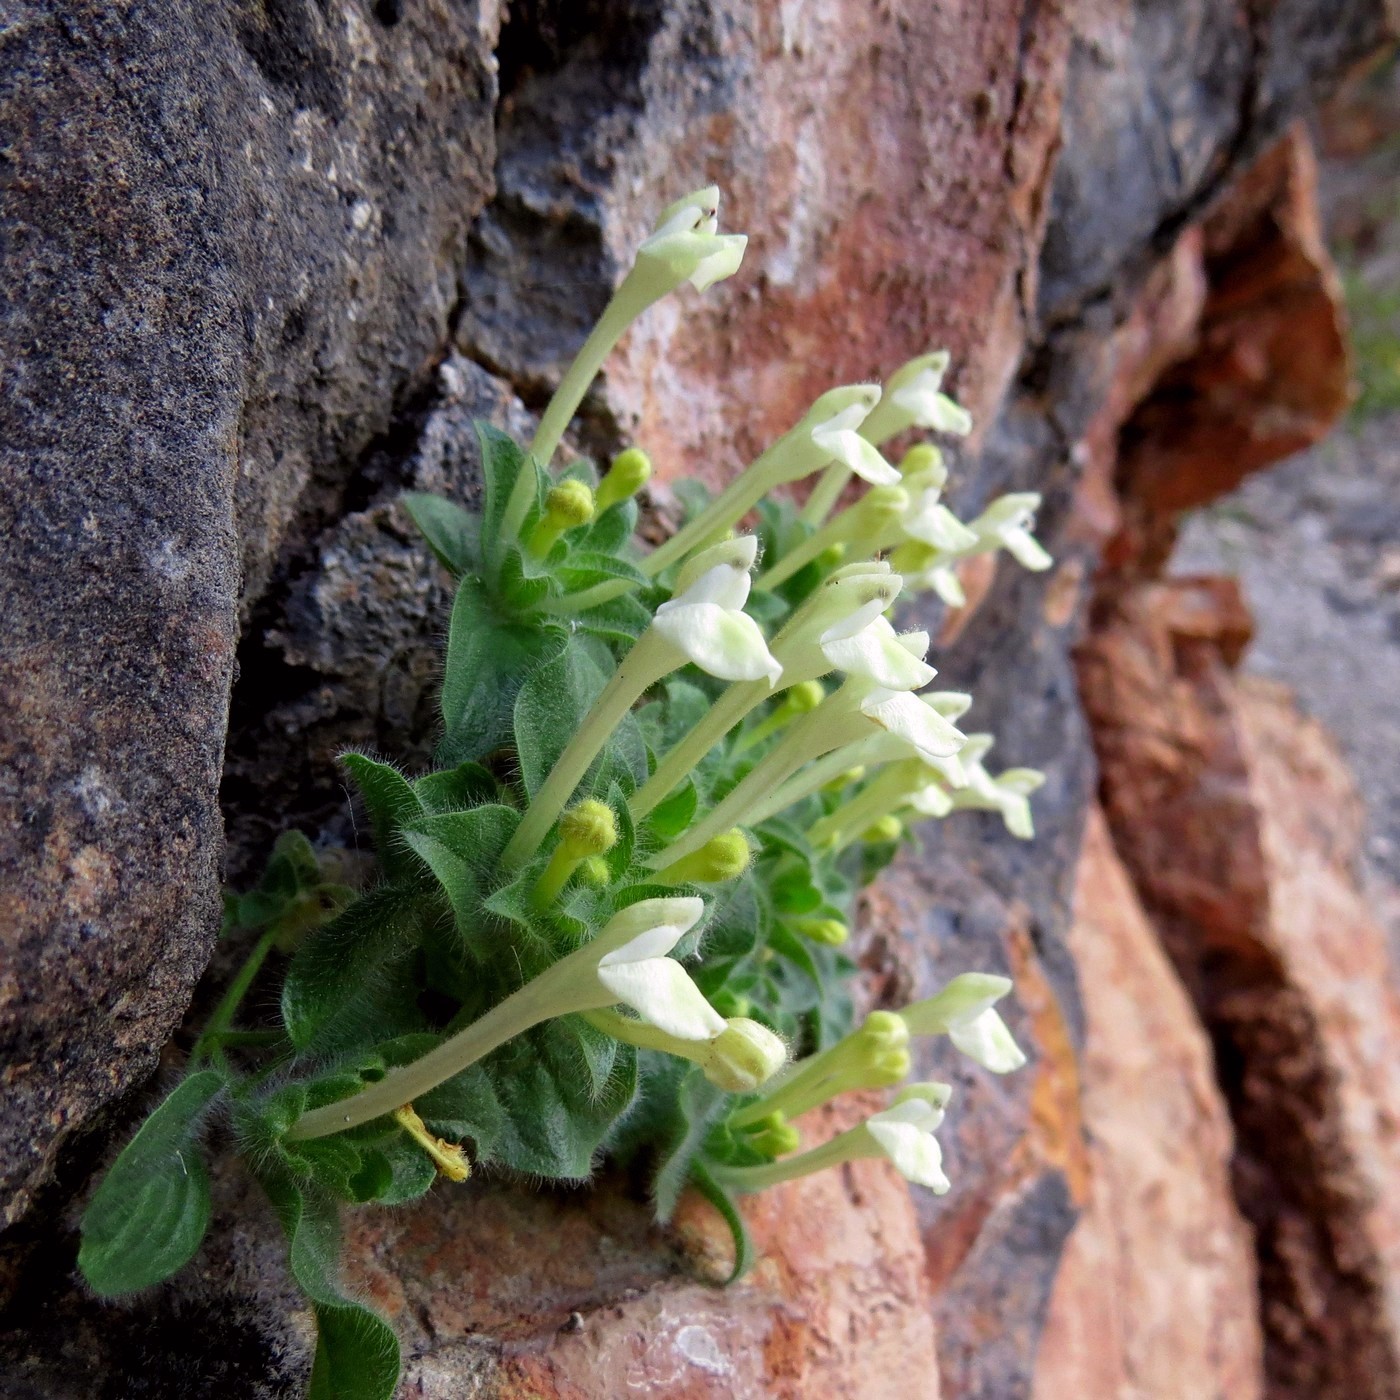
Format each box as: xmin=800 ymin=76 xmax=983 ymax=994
xmin=639 ymin=452 xmax=780 ymax=578
xmin=711 ymin=1129 xmax=862 ymax=1191
xmin=190 ymin=929 xmax=278 ymax=1067
xmin=503 ymin=630 xmax=674 ymax=868
xmin=501 ymin=285 xmax=653 ymax=547
xmin=644 ymin=698 xmax=866 ymax=870
xmin=807 ymin=768 xmax=910 ymax=849
xmin=288 ymin=964 xmax=606 ymax=1140
xmin=799 ymin=461 xmax=852 ymax=527
xmin=540 ymin=577 xmax=636 ymax=616
xmin=729 ymin=1044 xmax=845 ymax=1128
xmin=530 ymin=844 xmax=582 ymax=909
xmin=630 ymin=681 xmax=763 ymax=819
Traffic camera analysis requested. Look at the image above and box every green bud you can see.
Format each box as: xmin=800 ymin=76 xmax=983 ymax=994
xmin=746 ymin=1112 xmax=801 ymax=1158
xmin=823 ymin=765 xmax=865 ymax=793
xmin=860 ymin=484 xmax=910 ymax=530
xmin=558 ymin=799 xmax=618 ymax=858
xmin=527 ymin=479 xmax=596 ymax=558
xmin=899 ymin=443 xmax=943 ymax=477
xmin=863 ymin=815 xmax=903 ymax=843
xmin=794 ymin=917 xmax=849 ymax=947
xmin=703 ymin=1018 xmax=788 ymax=1092
xmin=784 ymin=679 xmax=826 ymax=715
xmin=578 ymin=855 xmax=612 ymax=887
xmin=656 ymin=829 xmax=750 ymax=885
xmin=814 ymin=542 xmax=848 ymax=572
xmin=711 ymin=989 xmax=753 ymax=1019
xmin=859 ymin=1010 xmax=912 ymax=1052
xmin=596 ymin=447 xmax=652 ymax=511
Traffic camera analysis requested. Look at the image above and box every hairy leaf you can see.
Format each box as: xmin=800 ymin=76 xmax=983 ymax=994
xmin=400 ymin=492 xmax=479 ymax=576
xmin=341 ymin=755 xmax=424 ymax=882
xmin=262 ymin=1173 xmax=401 ymax=1400
xmin=78 ymin=1070 xmax=225 ymax=1296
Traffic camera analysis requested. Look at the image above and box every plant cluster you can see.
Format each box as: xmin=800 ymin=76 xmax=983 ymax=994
xmin=77 ymin=188 xmax=1050 ymax=1400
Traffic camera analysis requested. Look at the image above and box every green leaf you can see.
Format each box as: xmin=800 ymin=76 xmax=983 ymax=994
xmin=401 ymin=806 xmax=519 ymax=960
xmin=78 ymin=1070 xmax=225 ymax=1296
xmin=498 ymin=543 xmax=555 ymax=613
xmin=689 ymin=1159 xmax=755 ymax=1283
xmin=513 ymin=644 xmax=609 ymax=798
xmin=577 ymin=593 xmax=653 ymax=646
xmin=439 ymin=575 xmax=567 ymax=765
xmin=653 ymin=1070 xmax=728 ymax=1224
xmin=554 ymin=551 xmax=648 ymax=593
xmin=341 ymin=754 xmax=424 ymax=883
xmin=583 ymin=497 xmax=639 ymax=554
xmin=647 ymin=779 xmax=697 ymax=843
xmin=478 ymin=422 xmax=530 ymax=558
xmin=412 ymin=761 xmax=497 ymax=813
xmin=281 ymin=887 xmax=421 ymax=1050
xmin=400 ymin=491 xmax=479 ymax=576
xmin=261 ymin=1173 xmax=401 ymax=1400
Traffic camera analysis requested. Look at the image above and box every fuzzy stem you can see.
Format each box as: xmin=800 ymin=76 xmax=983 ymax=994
xmin=503 ymin=630 xmax=674 ymax=868
xmin=711 ymin=1129 xmax=863 ymax=1191
xmin=190 ymin=929 xmax=278 ymax=1067
xmin=530 ymin=844 xmax=582 ymax=909
xmin=729 ymin=1044 xmax=847 ymax=1128
xmin=501 ymin=286 xmax=653 ymax=546
xmin=799 ymin=461 xmax=853 ymax=527
xmin=289 ymin=965 xmax=606 ymax=1140
xmin=645 ymin=698 xmax=865 ymax=870
xmin=539 ymin=577 xmax=636 ymax=616
xmin=630 ymin=681 xmax=764 ymax=819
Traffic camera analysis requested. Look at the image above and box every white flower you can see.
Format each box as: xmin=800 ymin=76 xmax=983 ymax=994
xmin=950 ymin=735 xmax=1045 ymax=839
xmin=859 ymin=687 xmax=967 ymax=761
xmin=672 ymin=534 xmax=760 ymax=593
xmin=636 ymin=186 xmax=748 ymax=294
xmin=652 ymin=561 xmax=782 ymax=685
xmin=886 ymin=352 xmax=973 ymax=437
xmin=898 ymin=972 xmax=1026 ymax=1075
xmin=903 ymin=500 xmax=980 ymax=553
xmin=591 ymin=898 xmax=725 ymax=1041
xmin=969 ymin=493 xmax=1052 ymax=572
xmin=819 ymin=604 xmax=936 ymax=691
xmin=811 ymin=409 xmax=901 ymax=485
xmin=864 ymin=1097 xmax=950 ymax=1193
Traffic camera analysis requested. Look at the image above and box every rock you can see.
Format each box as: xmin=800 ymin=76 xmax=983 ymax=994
xmin=2 ymin=0 xmax=1398 ymax=1393
xmin=0 ymin=0 xmax=499 ymax=1230
xmin=1035 ymin=808 xmax=1264 ymax=1399
xmin=1078 ymin=576 xmax=1400 ymax=1396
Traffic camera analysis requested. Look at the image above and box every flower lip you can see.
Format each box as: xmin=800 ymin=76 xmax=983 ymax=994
xmin=592 ymin=896 xmax=705 ymax=959
xmin=821 ymin=613 xmax=936 ymax=692
xmin=659 ymin=561 xmax=752 ymax=613
xmin=672 ymin=535 xmax=759 ymax=594
xmin=860 ymin=688 xmax=967 ymax=760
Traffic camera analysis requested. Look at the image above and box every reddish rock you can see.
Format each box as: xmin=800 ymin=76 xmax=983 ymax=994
xmin=1113 ymin=126 xmax=1352 ymax=572
xmin=1035 ymin=808 xmax=1263 ymax=1398
xmin=1078 ymin=576 xmax=1400 ymax=1396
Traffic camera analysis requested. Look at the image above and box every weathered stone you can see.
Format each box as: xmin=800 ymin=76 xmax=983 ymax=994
xmin=1035 ymin=808 xmax=1264 ymax=1398
xmin=0 ymin=0 xmax=500 ymax=1233
xmin=1079 ymin=577 xmax=1400 ymax=1396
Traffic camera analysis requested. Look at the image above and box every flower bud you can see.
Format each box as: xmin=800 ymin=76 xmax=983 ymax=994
xmin=785 ymin=679 xmax=827 ymax=715
xmin=578 ymin=855 xmax=612 ymax=887
xmin=794 ymin=917 xmax=849 ymax=947
xmin=863 ymin=815 xmax=903 ymax=843
xmin=746 ymin=1112 xmax=801 ymax=1158
xmin=558 ymin=799 xmax=618 ymax=858
xmin=527 ymin=479 xmax=596 ymax=557
xmin=596 ymin=447 xmax=652 ymax=511
xmin=702 ymin=1017 xmax=788 ymax=1092
xmin=657 ymin=829 xmax=751 ymax=885
xmin=899 ymin=443 xmax=944 ymax=478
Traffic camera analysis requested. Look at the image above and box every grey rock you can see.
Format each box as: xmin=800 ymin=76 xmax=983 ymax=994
xmin=0 ymin=0 xmax=499 ymax=1230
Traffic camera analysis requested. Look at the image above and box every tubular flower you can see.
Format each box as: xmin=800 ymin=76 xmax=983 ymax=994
xmin=715 ymin=1080 xmax=954 ymax=1195
xmin=899 ymin=972 xmax=1027 ymax=1074
xmin=635 ymin=185 xmax=749 ymax=296
xmin=288 ymin=899 xmax=719 ymax=1140
xmin=946 ymin=735 xmax=1046 ymax=839
xmin=968 ymin=493 xmax=1052 ymax=572
xmin=653 ymin=559 xmax=782 ymax=685
xmin=642 ymin=385 xmax=891 ymax=575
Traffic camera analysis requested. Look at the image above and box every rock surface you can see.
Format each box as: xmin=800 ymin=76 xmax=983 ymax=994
xmin=1 ymin=0 xmax=1398 ymax=1396
xmin=1079 ymin=578 xmax=1400 ymax=1396
xmin=1035 ymin=808 xmax=1264 ymax=1399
